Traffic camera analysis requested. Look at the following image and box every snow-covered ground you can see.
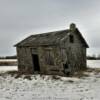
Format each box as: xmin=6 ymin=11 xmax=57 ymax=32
xmin=0 ymin=60 xmax=100 ymax=100
xmin=87 ymin=60 xmax=100 ymax=68
xmin=0 ymin=66 xmax=17 ymax=72
xmin=0 ymin=59 xmax=17 ymax=62
xmin=0 ymin=72 xmax=100 ymax=100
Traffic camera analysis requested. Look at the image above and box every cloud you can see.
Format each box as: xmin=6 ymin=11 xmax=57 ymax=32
xmin=0 ymin=0 xmax=100 ymax=56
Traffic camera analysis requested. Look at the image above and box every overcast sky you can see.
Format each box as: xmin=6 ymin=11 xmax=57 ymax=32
xmin=0 ymin=0 xmax=100 ymax=56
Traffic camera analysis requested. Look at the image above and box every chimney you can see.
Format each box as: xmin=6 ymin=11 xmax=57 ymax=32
xmin=69 ymin=23 xmax=76 ymax=31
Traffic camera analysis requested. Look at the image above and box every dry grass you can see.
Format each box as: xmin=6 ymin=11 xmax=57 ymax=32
xmin=73 ymin=71 xmax=89 ymax=78
xmin=0 ymin=61 xmax=17 ymax=66
xmin=0 ymin=67 xmax=100 ymax=80
xmin=51 ymin=75 xmax=61 ymax=80
xmin=73 ymin=68 xmax=100 ymax=78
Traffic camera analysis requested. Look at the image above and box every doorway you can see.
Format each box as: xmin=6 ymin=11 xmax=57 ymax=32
xmin=32 ymin=54 xmax=40 ymax=71
xmin=63 ymin=62 xmax=70 ymax=76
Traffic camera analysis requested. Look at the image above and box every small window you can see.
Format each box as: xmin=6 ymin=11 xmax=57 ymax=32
xmin=69 ymin=35 xmax=74 ymax=43
xmin=45 ymin=50 xmax=54 ymax=65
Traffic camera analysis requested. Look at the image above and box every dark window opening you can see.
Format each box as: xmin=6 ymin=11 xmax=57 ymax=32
xmin=32 ymin=54 xmax=40 ymax=71
xmin=69 ymin=35 xmax=74 ymax=43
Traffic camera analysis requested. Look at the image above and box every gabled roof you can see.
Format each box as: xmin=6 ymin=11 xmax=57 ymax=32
xmin=15 ymin=28 xmax=89 ymax=48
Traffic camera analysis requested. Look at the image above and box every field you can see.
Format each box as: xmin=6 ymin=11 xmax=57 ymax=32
xmin=0 ymin=59 xmax=17 ymax=66
xmin=0 ymin=60 xmax=100 ymax=100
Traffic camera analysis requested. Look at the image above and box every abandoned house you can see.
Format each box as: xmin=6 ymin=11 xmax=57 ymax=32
xmin=15 ymin=23 xmax=89 ymax=75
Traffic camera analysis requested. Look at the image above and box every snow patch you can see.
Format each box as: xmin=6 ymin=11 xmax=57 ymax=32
xmin=0 ymin=73 xmax=100 ymax=100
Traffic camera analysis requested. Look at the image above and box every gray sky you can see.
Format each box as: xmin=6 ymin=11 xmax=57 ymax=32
xmin=0 ymin=0 xmax=100 ymax=56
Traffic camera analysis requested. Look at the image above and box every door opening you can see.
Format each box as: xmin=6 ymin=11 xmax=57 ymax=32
xmin=63 ymin=62 xmax=70 ymax=76
xmin=32 ymin=54 xmax=40 ymax=71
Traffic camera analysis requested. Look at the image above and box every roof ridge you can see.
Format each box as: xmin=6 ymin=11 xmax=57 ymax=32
xmin=31 ymin=29 xmax=69 ymax=37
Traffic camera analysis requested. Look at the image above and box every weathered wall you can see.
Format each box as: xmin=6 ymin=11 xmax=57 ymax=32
xmin=16 ymin=30 xmax=87 ymax=75
xmin=17 ymin=46 xmax=64 ymax=75
xmin=38 ymin=46 xmax=64 ymax=75
xmin=60 ymin=31 xmax=87 ymax=74
xmin=17 ymin=47 xmax=33 ymax=74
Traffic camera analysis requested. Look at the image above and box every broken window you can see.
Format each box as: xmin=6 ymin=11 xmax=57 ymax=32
xmin=69 ymin=35 xmax=74 ymax=43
